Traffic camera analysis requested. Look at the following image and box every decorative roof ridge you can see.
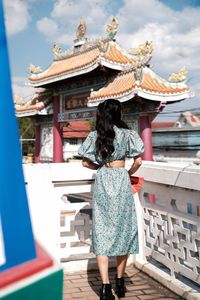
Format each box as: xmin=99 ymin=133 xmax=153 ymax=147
xmin=53 ymin=39 xmax=135 ymax=63
xmin=53 ymin=37 xmax=111 ymax=62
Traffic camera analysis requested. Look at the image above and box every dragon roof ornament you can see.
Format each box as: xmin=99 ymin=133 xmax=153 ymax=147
xmin=106 ymin=17 xmax=119 ymax=40
xmin=168 ymin=67 xmax=188 ymax=82
xmin=129 ymin=41 xmax=153 ymax=66
xmin=29 ymin=64 xmax=43 ymax=74
xmin=52 ymin=43 xmax=62 ymax=58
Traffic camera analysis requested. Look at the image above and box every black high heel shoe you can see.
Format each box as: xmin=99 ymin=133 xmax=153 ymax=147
xmin=99 ymin=283 xmax=115 ymax=300
xmin=115 ymin=276 xmax=126 ymax=298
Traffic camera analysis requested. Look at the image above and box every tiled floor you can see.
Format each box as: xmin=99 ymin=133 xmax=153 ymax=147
xmin=63 ymin=265 xmax=182 ymax=300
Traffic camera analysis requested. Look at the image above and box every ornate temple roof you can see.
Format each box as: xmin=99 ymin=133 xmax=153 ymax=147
xmin=20 ymin=17 xmax=191 ymax=116
xmin=28 ymin=41 xmax=136 ymax=87
xmin=88 ymin=67 xmax=190 ymax=106
xmin=15 ymin=93 xmax=52 ymax=117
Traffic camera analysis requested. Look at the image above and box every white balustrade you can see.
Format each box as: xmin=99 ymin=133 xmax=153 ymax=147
xmin=135 ymin=161 xmax=200 ymax=298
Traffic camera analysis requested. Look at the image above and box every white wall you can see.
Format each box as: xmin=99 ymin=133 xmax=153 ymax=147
xmin=23 ymin=162 xmax=96 ymax=261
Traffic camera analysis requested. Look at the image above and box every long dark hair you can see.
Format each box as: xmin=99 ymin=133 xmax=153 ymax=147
xmin=95 ymin=99 xmax=128 ymax=160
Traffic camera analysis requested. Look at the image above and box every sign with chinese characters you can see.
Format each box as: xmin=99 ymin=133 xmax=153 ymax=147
xmin=62 ymin=93 xmax=89 ymax=110
xmin=58 ymin=107 xmax=96 ymax=122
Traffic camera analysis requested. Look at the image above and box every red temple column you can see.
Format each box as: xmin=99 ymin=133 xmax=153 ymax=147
xmin=34 ymin=124 xmax=40 ymax=163
xmin=139 ymin=114 xmax=153 ymax=161
xmin=53 ymin=92 xmax=63 ymax=163
xmin=139 ymin=114 xmax=155 ymax=203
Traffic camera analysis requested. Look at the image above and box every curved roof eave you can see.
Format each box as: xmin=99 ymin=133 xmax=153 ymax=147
xmin=29 ymin=62 xmax=100 ymax=87
xmin=28 ymin=59 xmax=127 ymax=87
xmin=87 ymin=88 xmax=191 ymax=107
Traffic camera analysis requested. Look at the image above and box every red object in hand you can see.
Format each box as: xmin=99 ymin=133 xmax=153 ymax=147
xmin=130 ymin=176 xmax=144 ymax=194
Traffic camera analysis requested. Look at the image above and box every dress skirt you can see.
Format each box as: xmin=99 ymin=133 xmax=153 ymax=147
xmin=92 ymin=166 xmax=139 ymax=256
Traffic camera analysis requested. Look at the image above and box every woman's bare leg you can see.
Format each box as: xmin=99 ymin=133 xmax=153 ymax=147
xmin=96 ymin=255 xmax=110 ymax=283
xmin=116 ymin=255 xmax=128 ymax=277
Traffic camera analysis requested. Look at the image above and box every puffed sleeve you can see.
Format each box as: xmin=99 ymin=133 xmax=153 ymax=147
xmin=78 ymin=131 xmax=96 ymax=162
xmin=126 ymin=130 xmax=144 ymax=158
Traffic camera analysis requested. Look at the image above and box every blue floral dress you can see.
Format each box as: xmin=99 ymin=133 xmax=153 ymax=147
xmin=78 ymin=126 xmax=144 ymax=256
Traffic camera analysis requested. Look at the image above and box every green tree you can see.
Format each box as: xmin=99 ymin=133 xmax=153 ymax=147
xmin=18 ymin=117 xmax=35 ymax=156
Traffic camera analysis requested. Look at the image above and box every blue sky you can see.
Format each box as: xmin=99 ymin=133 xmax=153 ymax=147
xmin=3 ymin=0 xmax=200 ymax=120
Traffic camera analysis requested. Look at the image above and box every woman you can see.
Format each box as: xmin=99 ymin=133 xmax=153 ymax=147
xmin=78 ymin=99 xmax=144 ymax=300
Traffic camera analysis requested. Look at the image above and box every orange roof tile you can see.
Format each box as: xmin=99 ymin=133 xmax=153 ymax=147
xmin=29 ymin=47 xmax=100 ymax=82
xmin=102 ymin=44 xmax=136 ymax=64
xmin=88 ymin=67 xmax=190 ymax=104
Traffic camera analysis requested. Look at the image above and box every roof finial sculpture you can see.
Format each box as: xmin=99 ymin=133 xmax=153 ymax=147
xmin=52 ymin=43 xmax=62 ymax=58
xmin=168 ymin=67 xmax=188 ymax=82
xmin=106 ymin=17 xmax=119 ymax=40
xmin=29 ymin=63 xmax=43 ymax=74
xmin=129 ymin=41 xmax=153 ymax=60
xmin=76 ymin=19 xmax=87 ymax=40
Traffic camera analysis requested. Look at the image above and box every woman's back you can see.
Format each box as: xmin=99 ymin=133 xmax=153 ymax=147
xmin=78 ymin=125 xmax=144 ymax=165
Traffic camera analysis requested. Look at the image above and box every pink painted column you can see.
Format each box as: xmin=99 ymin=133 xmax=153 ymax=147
xmin=34 ymin=124 xmax=40 ymax=163
xmin=139 ymin=114 xmax=155 ymax=203
xmin=139 ymin=114 xmax=153 ymax=161
xmin=53 ymin=93 xmax=63 ymax=163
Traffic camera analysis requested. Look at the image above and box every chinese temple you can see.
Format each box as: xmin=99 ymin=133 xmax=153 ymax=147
xmin=15 ymin=18 xmax=191 ymax=163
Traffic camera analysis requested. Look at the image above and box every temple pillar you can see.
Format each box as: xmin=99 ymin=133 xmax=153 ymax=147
xmin=53 ymin=93 xmax=63 ymax=163
xmin=139 ymin=114 xmax=155 ymax=203
xmin=139 ymin=114 xmax=153 ymax=161
xmin=34 ymin=124 xmax=40 ymax=163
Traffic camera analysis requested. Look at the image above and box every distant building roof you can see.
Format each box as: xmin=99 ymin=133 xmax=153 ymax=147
xmin=63 ymin=120 xmax=91 ymax=138
xmin=152 ymin=122 xmax=175 ymax=128
xmin=176 ymin=111 xmax=200 ymax=127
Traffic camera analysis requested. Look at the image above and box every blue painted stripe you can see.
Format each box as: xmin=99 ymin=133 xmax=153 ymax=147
xmin=0 ymin=1 xmax=36 ymax=271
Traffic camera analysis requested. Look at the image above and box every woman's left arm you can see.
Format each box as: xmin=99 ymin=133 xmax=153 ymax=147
xmin=82 ymin=157 xmax=100 ymax=170
xmin=128 ymin=155 xmax=142 ymax=176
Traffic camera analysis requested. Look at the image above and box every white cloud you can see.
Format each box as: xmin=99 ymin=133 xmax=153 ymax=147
xmin=3 ymin=0 xmax=31 ymax=36
xmin=36 ymin=0 xmax=110 ymax=45
xmin=12 ymin=77 xmax=35 ymax=100
xmin=37 ymin=17 xmax=58 ymax=38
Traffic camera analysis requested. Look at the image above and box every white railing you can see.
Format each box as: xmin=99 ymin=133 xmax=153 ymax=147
xmin=135 ymin=161 xmax=200 ymax=299
xmin=24 ymin=161 xmax=200 ymax=299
